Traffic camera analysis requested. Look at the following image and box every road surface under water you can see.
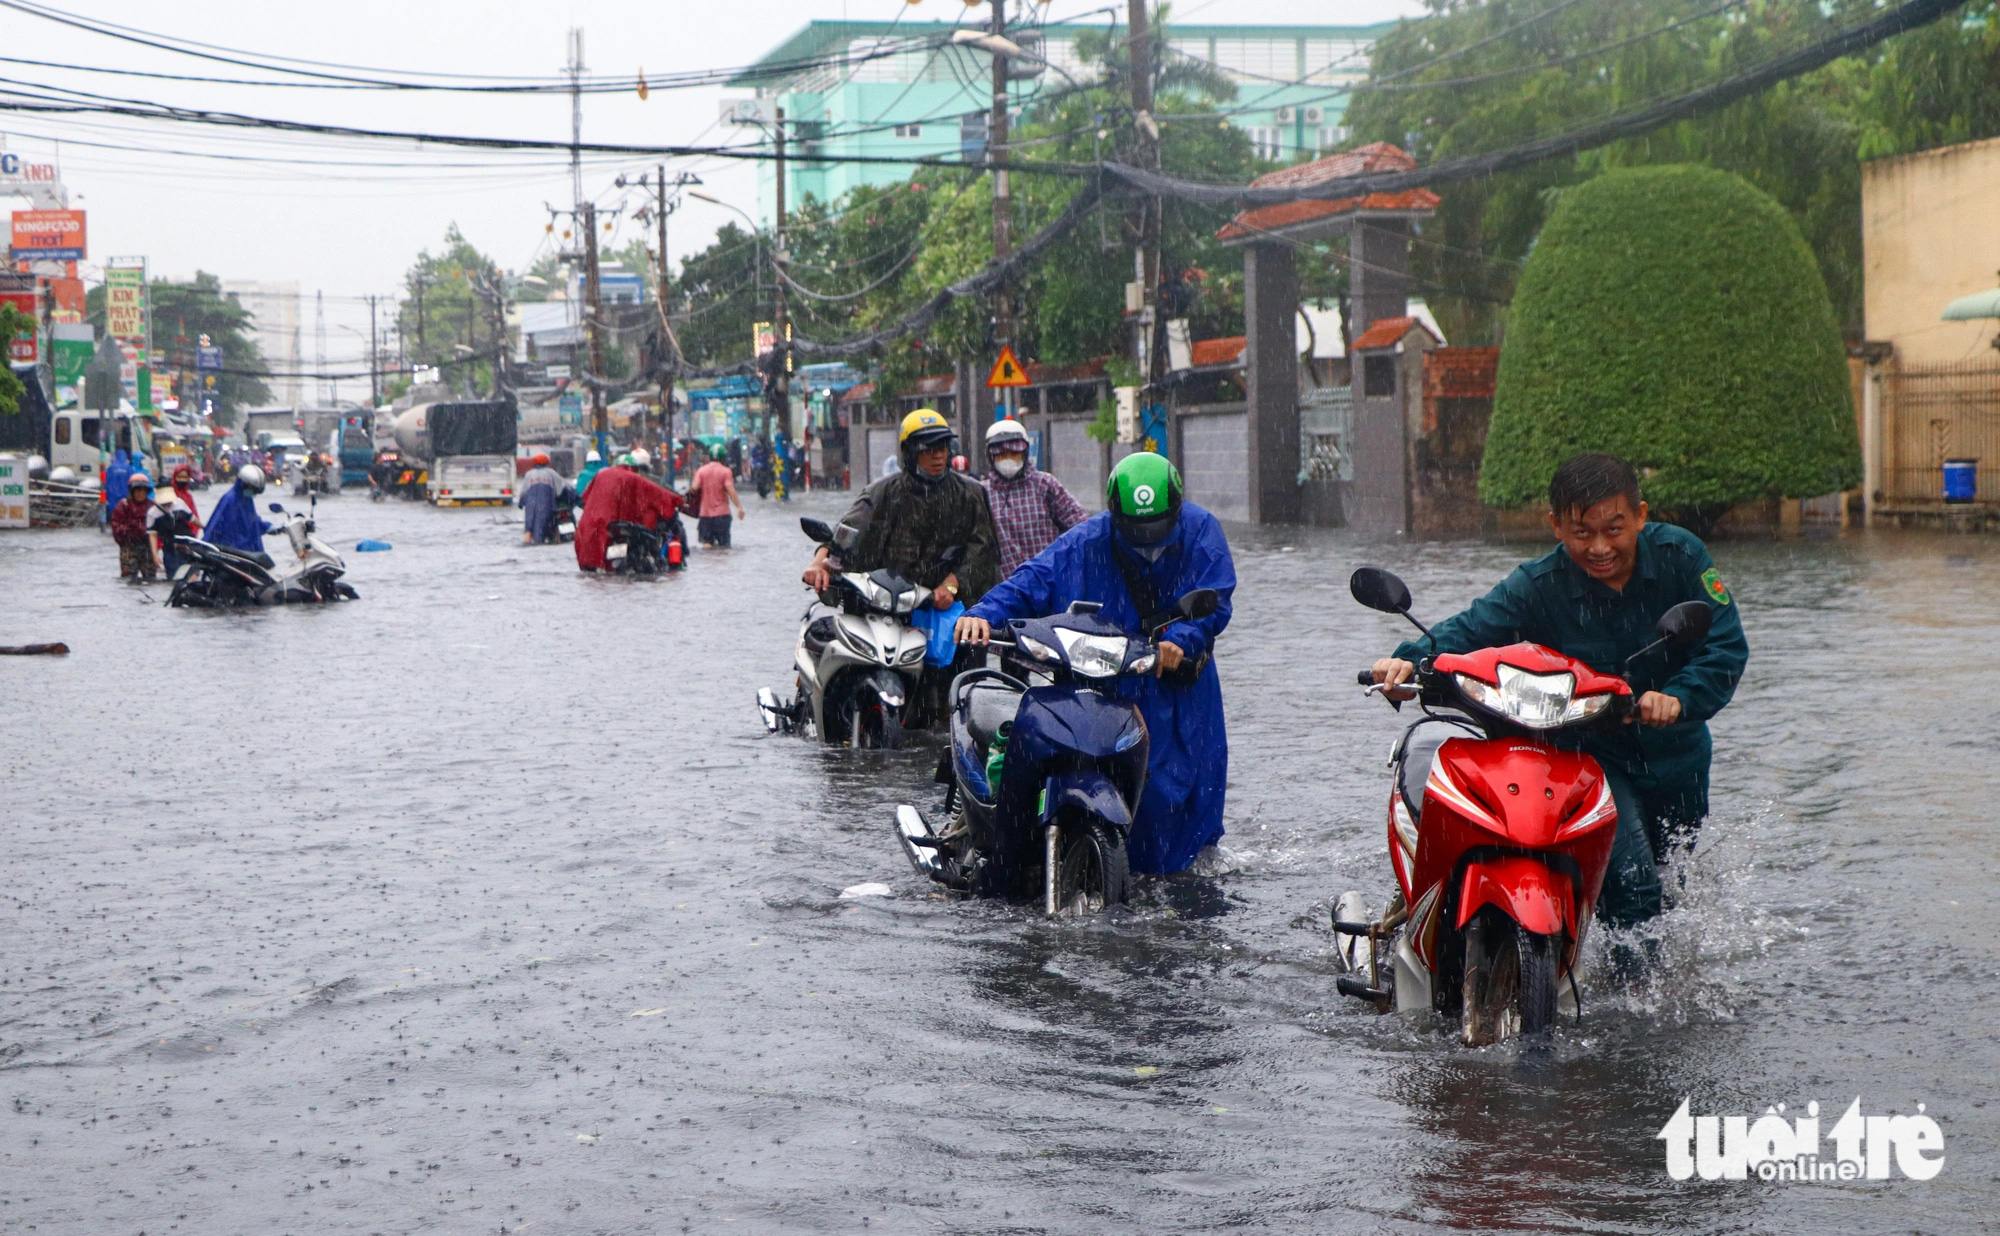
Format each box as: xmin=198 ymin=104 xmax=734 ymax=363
xmin=2 ymin=490 xmax=1996 ymax=1234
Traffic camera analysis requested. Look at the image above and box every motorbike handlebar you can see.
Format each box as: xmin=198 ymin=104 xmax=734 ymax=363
xmin=1356 ymin=669 xmax=1375 ymax=685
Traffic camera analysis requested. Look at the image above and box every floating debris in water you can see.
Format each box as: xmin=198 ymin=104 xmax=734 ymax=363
xmin=840 ymin=883 xmax=893 ymax=900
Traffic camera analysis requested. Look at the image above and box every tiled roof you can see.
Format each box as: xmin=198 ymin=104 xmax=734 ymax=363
xmin=912 ymin=373 xmax=954 ymax=396
xmin=1217 ymin=144 xmax=1438 ymax=242
xmin=1022 ymin=357 xmax=1106 ymax=385
xmin=837 ymin=381 xmax=876 ymax=405
xmin=1189 ymin=336 xmax=1248 ymax=367
xmin=1351 ymin=315 xmax=1439 ymax=351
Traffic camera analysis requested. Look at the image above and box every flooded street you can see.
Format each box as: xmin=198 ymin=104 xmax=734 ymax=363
xmin=3 ymin=494 xmax=1997 ymax=1233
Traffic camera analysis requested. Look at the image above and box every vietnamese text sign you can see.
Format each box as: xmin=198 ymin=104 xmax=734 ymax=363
xmin=0 ymin=290 xmax=38 ymax=364
xmin=10 ymin=210 xmax=85 ymax=260
xmin=105 ymin=265 xmax=146 ymax=344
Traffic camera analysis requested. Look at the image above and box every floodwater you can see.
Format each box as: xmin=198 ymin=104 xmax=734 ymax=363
xmin=2 ymin=490 xmax=1997 ymax=1234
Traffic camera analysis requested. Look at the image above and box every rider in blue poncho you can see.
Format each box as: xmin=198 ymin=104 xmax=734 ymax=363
xmin=959 ymin=453 xmax=1235 ymax=874
xmin=203 ymin=464 xmax=275 ymax=553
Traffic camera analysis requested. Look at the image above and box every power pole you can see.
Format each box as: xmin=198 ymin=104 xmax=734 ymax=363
xmin=582 ymin=201 xmax=609 ymax=450
xmin=367 ymin=294 xmax=380 ymax=408
xmin=771 ymin=107 xmax=792 ymax=451
xmin=990 ymin=0 xmax=1012 ymax=422
xmin=1127 ymin=0 xmax=1166 ymax=397
xmin=566 ymin=29 xmax=585 ymax=211
xmin=314 ymin=289 xmax=328 ymax=406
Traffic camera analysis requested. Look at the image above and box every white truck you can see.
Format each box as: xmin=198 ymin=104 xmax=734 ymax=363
xmin=392 ymin=400 xmax=517 ymax=507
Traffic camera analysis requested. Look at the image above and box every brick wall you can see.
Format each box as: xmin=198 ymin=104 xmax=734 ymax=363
xmin=1412 ymin=347 xmax=1498 ymax=538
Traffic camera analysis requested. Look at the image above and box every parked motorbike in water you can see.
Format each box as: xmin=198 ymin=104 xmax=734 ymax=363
xmin=603 ymin=516 xmax=687 ymax=574
xmin=165 ymin=496 xmax=359 ymax=607
xmin=757 ymin=518 xmax=962 ymax=749
xmin=893 ymin=589 xmax=1219 ymax=915
xmin=1332 ymin=566 xmax=1712 ymax=1044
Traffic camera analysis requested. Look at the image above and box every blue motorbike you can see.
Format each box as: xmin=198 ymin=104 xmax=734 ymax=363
xmin=895 ymin=588 xmax=1219 ymax=915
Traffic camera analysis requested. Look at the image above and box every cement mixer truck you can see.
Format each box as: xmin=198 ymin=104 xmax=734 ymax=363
xmin=392 ymin=400 xmax=517 ymax=507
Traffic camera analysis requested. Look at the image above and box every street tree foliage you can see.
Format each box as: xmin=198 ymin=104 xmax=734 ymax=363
xmin=665 ymin=12 xmax=1263 ymax=398
xmin=0 ymin=303 xmax=27 ymax=417
xmin=1482 ymin=165 xmax=1860 ymax=526
xmin=147 ymin=273 xmax=270 ymax=426
xmin=397 ymin=224 xmax=503 ymax=395
xmin=1344 ymin=0 xmax=2000 ymax=342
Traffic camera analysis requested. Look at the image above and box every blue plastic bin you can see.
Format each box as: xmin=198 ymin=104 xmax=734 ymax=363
xmin=1943 ymin=458 xmax=1978 ymax=504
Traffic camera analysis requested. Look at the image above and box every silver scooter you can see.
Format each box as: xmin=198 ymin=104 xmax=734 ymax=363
xmin=757 ymin=517 xmax=958 ymax=749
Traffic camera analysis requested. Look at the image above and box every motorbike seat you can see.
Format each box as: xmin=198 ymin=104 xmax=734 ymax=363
xmin=963 ymin=682 xmax=1023 ymax=758
xmin=209 ymin=544 xmax=275 ymax=569
xmin=1399 ymin=724 xmax=1455 ymax=817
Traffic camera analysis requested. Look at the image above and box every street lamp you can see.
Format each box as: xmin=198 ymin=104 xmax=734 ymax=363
xmin=689 ymin=190 xmax=764 ymax=310
xmin=948 ymin=28 xmax=1088 ymax=93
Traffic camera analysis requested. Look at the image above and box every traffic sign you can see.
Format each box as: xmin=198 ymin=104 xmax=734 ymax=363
xmin=986 ymin=345 xmax=1028 ymax=388
xmin=196 ymin=345 xmax=223 ymax=371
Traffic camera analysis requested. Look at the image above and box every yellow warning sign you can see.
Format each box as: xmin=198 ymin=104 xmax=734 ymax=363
xmin=986 ymin=345 xmax=1029 ymax=388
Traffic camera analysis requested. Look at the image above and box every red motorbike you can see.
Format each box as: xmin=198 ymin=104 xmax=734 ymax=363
xmin=1334 ymin=567 xmax=1711 ymax=1044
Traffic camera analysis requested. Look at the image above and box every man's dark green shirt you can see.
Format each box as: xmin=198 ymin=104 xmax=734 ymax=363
xmin=1392 ymin=522 xmax=1749 ymax=784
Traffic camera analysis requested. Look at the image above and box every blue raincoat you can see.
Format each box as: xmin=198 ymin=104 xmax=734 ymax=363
xmin=104 ymin=450 xmax=133 ymax=504
xmin=203 ymin=483 xmax=274 ymax=553
xmin=966 ymin=505 xmax=1235 ymax=874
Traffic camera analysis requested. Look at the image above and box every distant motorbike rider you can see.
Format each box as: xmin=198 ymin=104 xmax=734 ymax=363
xmin=573 ymin=458 xmax=685 ymax=572
xmin=518 ymin=452 xmax=568 ymax=545
xmin=577 ymin=448 xmax=606 ymax=497
xmin=203 ymin=464 xmax=275 ymax=554
xmin=956 ymin=452 xmax=1236 ymax=876
xmin=110 ymin=472 xmax=162 ymax=581
xmin=981 ymin=417 xmax=1087 ymax=577
xmin=801 ymin=408 xmax=1001 ymax=608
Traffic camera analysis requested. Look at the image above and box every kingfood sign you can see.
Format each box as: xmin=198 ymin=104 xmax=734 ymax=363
xmin=10 ymin=209 xmax=85 ymax=260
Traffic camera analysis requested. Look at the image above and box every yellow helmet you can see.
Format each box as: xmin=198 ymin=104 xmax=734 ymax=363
xmin=899 ymin=408 xmax=951 ymax=445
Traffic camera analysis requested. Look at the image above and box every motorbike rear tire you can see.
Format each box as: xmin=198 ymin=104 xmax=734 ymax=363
xmin=1053 ymin=820 xmax=1129 ymax=915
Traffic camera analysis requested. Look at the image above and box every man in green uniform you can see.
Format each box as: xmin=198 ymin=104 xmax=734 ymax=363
xmin=1370 ymin=453 xmax=1749 ymax=928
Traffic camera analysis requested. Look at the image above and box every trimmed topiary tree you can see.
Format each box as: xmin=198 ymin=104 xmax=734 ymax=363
xmin=1481 ymin=164 xmax=1859 ymax=530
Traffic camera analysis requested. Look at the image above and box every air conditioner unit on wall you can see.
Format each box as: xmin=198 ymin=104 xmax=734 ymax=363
xmin=720 ymin=98 xmax=770 ymax=125
xmin=1303 ymin=106 xmax=1324 ymax=124
xmin=1274 ymin=106 xmax=1295 ymax=124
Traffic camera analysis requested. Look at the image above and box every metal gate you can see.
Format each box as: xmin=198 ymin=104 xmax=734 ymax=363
xmin=1884 ymin=362 xmax=2000 ymax=504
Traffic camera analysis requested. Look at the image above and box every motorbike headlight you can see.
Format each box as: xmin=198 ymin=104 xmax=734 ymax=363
xmin=859 ymin=576 xmax=896 ymax=612
xmin=897 ymin=640 xmax=926 ymax=665
xmin=1055 ymin=629 xmax=1129 ymax=679
xmin=1017 ymin=635 xmax=1061 ymax=664
xmin=1455 ymin=665 xmax=1609 ymax=729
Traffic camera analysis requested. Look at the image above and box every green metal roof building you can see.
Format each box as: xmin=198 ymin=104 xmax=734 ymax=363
xmin=725 ymin=19 xmax=1395 ymax=223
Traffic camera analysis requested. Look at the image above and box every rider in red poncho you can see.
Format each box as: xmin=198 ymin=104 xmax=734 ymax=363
xmin=573 ymin=461 xmax=685 ymax=571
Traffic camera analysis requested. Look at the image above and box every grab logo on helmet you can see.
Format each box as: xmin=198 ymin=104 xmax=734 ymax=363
xmin=1134 ymin=484 xmax=1156 ymax=508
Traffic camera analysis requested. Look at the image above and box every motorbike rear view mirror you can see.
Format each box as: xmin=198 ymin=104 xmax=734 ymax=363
xmin=1176 ymin=588 xmax=1220 ymax=620
xmin=799 ymin=517 xmax=834 ymax=544
xmin=1657 ymin=600 xmax=1712 ymax=646
xmin=267 ymin=502 xmax=284 ymax=514
xmin=1626 ymin=601 xmax=1713 ymax=669
xmin=1350 ymin=567 xmax=1430 ymax=635
xmin=938 ymin=545 xmax=967 ymax=570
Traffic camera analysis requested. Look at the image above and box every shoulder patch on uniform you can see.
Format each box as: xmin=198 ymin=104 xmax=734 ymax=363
xmin=1700 ymin=567 xmax=1732 ymax=606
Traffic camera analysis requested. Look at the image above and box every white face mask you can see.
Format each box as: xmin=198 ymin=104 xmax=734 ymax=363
xmin=992 ymin=457 xmax=1025 ymax=479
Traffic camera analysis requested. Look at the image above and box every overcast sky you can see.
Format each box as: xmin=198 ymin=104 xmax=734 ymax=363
xmin=0 ymin=0 xmax=1423 ymax=361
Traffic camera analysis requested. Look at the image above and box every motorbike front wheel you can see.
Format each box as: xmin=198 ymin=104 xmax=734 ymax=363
xmin=1051 ymin=819 xmax=1129 ymax=916
xmin=1459 ymin=906 xmax=1562 ymax=1045
xmin=849 ymin=696 xmax=902 ymax=749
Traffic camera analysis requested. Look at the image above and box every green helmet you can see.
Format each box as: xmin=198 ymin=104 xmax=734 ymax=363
xmin=711 ymin=444 xmax=727 ymax=462
xmin=1106 ymin=452 xmax=1183 ymax=546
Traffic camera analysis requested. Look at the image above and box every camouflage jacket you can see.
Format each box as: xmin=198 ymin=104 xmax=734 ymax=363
xmin=829 ymin=471 xmax=1001 ymax=603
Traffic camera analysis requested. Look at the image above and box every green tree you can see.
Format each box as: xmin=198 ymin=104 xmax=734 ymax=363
xmin=1482 ymin=165 xmax=1859 ymax=528
xmin=397 ymin=224 xmax=504 ymax=393
xmin=0 ymin=302 xmax=27 ymax=417
xmin=148 ymin=273 xmax=270 ymax=426
xmin=671 ymin=222 xmax=766 ymax=367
